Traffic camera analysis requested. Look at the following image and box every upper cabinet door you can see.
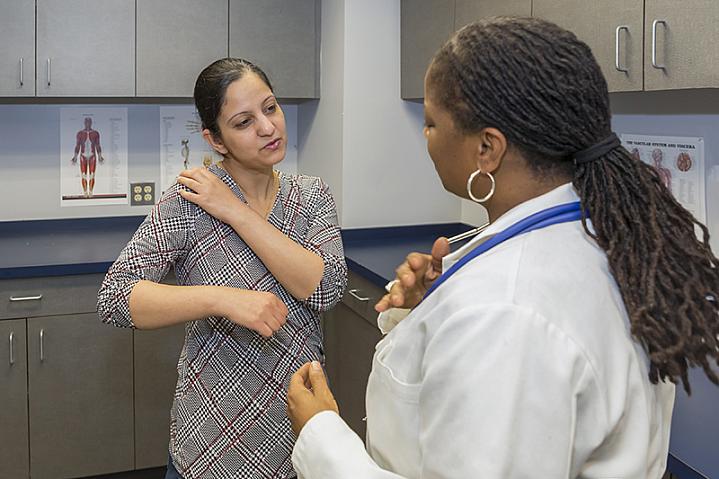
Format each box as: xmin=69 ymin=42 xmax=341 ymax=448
xmin=454 ymin=0 xmax=531 ymax=30
xmin=0 ymin=0 xmax=35 ymax=96
xmin=36 ymin=0 xmax=135 ymax=97
xmin=401 ymin=0 xmax=455 ymax=100
xmin=229 ymin=0 xmax=320 ymax=100
xmin=137 ymin=0 xmax=228 ymax=97
xmin=533 ymin=0 xmax=643 ymax=93
xmin=644 ymin=0 xmax=719 ymax=91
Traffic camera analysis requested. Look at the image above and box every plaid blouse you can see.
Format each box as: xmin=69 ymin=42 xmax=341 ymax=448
xmin=97 ymin=165 xmax=347 ymax=478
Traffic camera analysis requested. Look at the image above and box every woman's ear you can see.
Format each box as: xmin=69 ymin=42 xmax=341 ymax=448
xmin=202 ymin=128 xmax=228 ymax=156
xmin=475 ymin=127 xmax=508 ymax=174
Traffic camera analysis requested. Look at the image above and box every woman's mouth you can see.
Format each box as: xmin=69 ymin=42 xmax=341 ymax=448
xmin=263 ymin=138 xmax=282 ymax=151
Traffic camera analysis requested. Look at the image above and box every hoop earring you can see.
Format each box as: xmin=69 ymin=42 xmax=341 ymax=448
xmin=466 ymin=168 xmax=495 ymax=203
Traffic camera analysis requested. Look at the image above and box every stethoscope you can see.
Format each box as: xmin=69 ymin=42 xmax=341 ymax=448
xmin=423 ymin=201 xmax=585 ymax=300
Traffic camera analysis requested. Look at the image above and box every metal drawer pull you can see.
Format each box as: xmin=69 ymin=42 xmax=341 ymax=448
xmin=47 ymin=58 xmax=51 ymax=86
xmin=9 ymin=332 xmax=14 ymax=366
xmin=9 ymin=294 xmax=43 ymax=302
xmin=19 ymin=57 xmax=24 ymax=86
xmin=651 ymin=20 xmax=667 ymax=70
xmin=615 ymin=26 xmax=629 ymax=73
xmin=348 ymin=289 xmax=370 ymax=302
xmin=39 ymin=329 xmax=45 ymax=362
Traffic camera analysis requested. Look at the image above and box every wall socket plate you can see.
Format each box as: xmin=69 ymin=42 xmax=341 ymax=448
xmin=130 ymin=182 xmax=155 ymax=206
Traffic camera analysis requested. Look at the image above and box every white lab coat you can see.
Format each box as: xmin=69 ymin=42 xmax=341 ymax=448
xmin=292 ymin=184 xmax=675 ymax=479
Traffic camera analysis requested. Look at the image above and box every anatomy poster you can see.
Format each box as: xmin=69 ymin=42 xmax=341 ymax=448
xmin=60 ymin=108 xmax=129 ymax=206
xmin=621 ymin=134 xmax=706 ymax=224
xmin=160 ymin=106 xmax=223 ymax=192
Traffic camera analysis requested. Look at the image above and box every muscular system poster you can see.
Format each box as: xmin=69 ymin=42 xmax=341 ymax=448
xmin=620 ymin=134 xmax=706 ymax=225
xmin=60 ymin=108 xmax=129 ymax=206
xmin=160 ymin=106 xmax=223 ymax=193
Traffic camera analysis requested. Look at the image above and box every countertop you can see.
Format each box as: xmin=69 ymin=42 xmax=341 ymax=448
xmin=0 ymin=216 xmax=472 ymax=282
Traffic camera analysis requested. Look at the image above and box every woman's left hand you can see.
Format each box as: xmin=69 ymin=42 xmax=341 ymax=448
xmin=177 ymin=167 xmax=244 ymax=223
xmin=287 ymin=361 xmax=339 ymax=437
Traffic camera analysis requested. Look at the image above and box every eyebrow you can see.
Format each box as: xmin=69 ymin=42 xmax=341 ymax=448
xmin=227 ymin=94 xmax=276 ymax=124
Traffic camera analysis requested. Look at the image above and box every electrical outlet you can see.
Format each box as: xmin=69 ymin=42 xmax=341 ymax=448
xmin=130 ymin=182 xmax=155 ymax=206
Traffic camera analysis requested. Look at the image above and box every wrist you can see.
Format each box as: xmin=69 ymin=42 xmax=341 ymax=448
xmin=200 ymin=285 xmax=232 ymax=317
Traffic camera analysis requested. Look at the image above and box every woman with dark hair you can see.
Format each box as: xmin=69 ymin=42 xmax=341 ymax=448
xmin=98 ymin=58 xmax=347 ymax=479
xmin=287 ymin=17 xmax=719 ymax=478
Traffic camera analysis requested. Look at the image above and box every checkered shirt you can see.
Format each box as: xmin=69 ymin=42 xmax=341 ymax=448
xmin=97 ymin=165 xmax=347 ymax=478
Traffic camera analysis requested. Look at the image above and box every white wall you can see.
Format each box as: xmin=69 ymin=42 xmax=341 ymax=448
xmin=298 ymin=0 xmax=462 ymax=228
xmin=297 ymin=0 xmax=345 ymax=216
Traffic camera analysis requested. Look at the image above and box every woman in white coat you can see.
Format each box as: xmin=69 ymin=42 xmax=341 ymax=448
xmin=286 ymin=17 xmax=719 ymax=478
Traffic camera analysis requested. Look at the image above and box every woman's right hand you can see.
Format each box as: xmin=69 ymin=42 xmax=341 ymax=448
xmin=374 ymin=237 xmax=450 ymax=312
xmin=216 ymin=287 xmax=289 ymax=337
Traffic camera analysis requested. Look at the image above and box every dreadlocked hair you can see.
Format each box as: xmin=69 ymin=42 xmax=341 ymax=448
xmin=427 ymin=16 xmax=719 ymax=393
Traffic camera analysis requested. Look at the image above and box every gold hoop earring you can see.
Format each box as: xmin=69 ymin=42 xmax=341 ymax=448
xmin=466 ymin=168 xmax=495 ymax=203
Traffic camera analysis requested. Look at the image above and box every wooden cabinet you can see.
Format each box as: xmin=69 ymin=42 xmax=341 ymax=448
xmin=400 ymin=0 xmax=455 ymax=100
xmin=533 ymin=0 xmax=643 ymax=92
xmin=36 ymin=0 xmax=135 ymax=96
xmin=27 ymin=313 xmax=134 ymax=479
xmin=454 ymin=0 xmax=531 ymax=30
xmin=0 ymin=319 xmax=29 ymax=479
xmin=134 ymin=324 xmax=186 ymax=469
xmin=644 ymin=0 xmax=719 ymax=91
xmin=0 ymin=0 xmax=35 ymax=97
xmin=137 ymin=0 xmax=228 ymax=97
xmin=402 ymin=0 xmax=719 ymax=98
xmin=324 ymin=270 xmax=384 ymax=438
xmin=0 ymin=273 xmax=182 ymax=478
xmin=230 ymin=0 xmax=320 ymax=99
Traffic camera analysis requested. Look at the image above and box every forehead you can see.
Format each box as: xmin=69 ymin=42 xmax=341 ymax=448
xmin=222 ymin=73 xmax=273 ymax=114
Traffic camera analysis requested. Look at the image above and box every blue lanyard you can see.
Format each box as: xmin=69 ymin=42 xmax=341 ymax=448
xmin=423 ymin=201 xmax=585 ymax=300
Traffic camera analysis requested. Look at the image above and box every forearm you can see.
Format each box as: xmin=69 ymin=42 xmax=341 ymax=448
xmin=229 ymin=212 xmax=324 ymax=300
xmin=128 ymin=279 xmax=225 ymax=329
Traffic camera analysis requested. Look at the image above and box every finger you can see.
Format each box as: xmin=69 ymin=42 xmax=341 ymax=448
xmin=266 ymin=315 xmax=282 ymax=332
xmin=179 ymin=168 xmax=202 ymax=179
xmin=396 ymin=265 xmax=416 ymax=289
xmin=256 ymin=323 xmax=274 ymax=338
xmin=289 ymin=363 xmax=312 ymax=393
xmin=176 ymin=176 xmax=202 ymax=192
xmin=178 ymin=189 xmax=201 ymax=203
xmin=374 ymin=294 xmax=391 ymax=312
xmin=307 ymin=361 xmax=331 ymax=395
xmin=431 ymin=237 xmax=450 ymax=272
xmin=406 ymin=252 xmax=430 ymax=272
xmin=389 ymin=285 xmax=405 ymax=307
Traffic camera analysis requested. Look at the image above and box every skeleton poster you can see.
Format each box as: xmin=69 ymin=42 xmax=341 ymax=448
xmin=60 ymin=108 xmax=129 ymax=206
xmin=621 ymin=134 xmax=706 ymax=225
xmin=160 ymin=106 xmax=223 ymax=192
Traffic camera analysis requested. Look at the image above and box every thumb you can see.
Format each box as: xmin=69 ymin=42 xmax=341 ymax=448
xmin=431 ymin=237 xmax=450 ymax=272
xmin=308 ymin=361 xmax=330 ymax=395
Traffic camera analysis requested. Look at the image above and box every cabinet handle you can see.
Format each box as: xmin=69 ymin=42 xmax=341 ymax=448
xmin=9 ymin=332 xmax=14 ymax=366
xmin=9 ymin=294 xmax=43 ymax=302
xmin=615 ymin=26 xmax=629 ymax=73
xmin=19 ymin=57 xmax=24 ymax=86
xmin=651 ymin=20 xmax=667 ymax=70
xmin=47 ymin=58 xmax=51 ymax=86
xmin=39 ymin=329 xmax=45 ymax=362
xmin=348 ymin=289 xmax=370 ymax=302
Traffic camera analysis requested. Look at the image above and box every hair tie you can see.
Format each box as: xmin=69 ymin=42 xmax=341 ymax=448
xmin=574 ymin=133 xmax=621 ymax=165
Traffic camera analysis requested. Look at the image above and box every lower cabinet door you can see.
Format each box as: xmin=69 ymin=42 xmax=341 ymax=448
xmin=27 ymin=313 xmax=133 ymax=479
xmin=323 ymin=302 xmax=384 ymax=439
xmin=134 ymin=323 xmax=186 ymax=469
xmin=0 ymin=319 xmax=29 ymax=479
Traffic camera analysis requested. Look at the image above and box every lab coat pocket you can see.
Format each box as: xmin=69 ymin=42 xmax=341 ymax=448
xmin=373 ymin=339 xmax=421 ymax=404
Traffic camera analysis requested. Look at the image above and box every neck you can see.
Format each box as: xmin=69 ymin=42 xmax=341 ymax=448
xmin=484 ymin=174 xmax=571 ymax=223
xmin=221 ymin=160 xmax=274 ymax=200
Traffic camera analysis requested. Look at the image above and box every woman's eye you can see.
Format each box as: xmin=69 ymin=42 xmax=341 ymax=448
xmin=235 ymin=119 xmax=251 ymax=128
xmin=265 ymin=103 xmax=277 ymax=113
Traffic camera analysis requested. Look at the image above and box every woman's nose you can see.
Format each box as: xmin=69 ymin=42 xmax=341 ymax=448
xmin=257 ymin=114 xmax=275 ymax=136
